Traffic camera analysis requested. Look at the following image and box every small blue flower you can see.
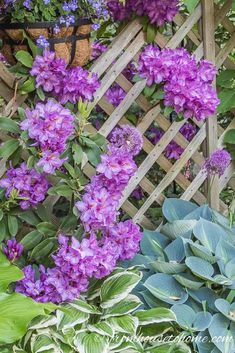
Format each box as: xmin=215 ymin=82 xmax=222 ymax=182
xmin=36 ymin=35 xmax=49 ymax=49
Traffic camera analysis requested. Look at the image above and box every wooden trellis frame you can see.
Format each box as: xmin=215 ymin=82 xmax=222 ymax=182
xmin=0 ymin=0 xmax=235 ymax=230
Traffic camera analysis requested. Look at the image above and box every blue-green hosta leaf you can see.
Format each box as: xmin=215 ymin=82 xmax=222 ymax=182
xmin=103 ymin=295 xmax=142 ymax=318
xmin=135 ymin=307 xmax=176 ymax=325
xmin=100 ymin=271 xmax=142 ymax=309
xmin=74 ymin=332 xmax=109 ymax=353
xmin=87 ymin=322 xmax=114 ymax=338
xmin=173 ymin=273 xmax=203 ymax=290
xmin=172 ymin=304 xmax=196 ymax=329
xmin=161 ymin=220 xmax=196 ymax=240
xmin=208 ymin=314 xmax=235 ymax=353
xmin=193 ymin=218 xmax=228 ymax=253
xmin=215 ymin=299 xmax=235 ymax=322
xmin=141 ymin=230 xmax=169 ymax=257
xmin=0 ymin=293 xmax=55 ymax=344
xmin=70 ymin=299 xmax=101 ymax=314
xmin=184 ymin=239 xmax=218 ymax=264
xmin=184 ymin=204 xmax=212 ymax=221
xmin=162 ymin=198 xmax=198 ymax=222
xmin=122 ymin=254 xmax=154 ymax=269
xmin=150 ymin=260 xmax=186 ymax=274
xmin=224 ymin=259 xmax=235 ymax=281
xmin=164 ymin=238 xmax=185 ymax=262
xmin=188 ymin=288 xmax=219 ymax=312
xmin=107 ymin=315 xmax=138 ymax=334
xmin=193 ymin=312 xmax=213 ymax=331
xmin=144 ymin=273 xmax=188 ymax=305
xmin=216 ymin=239 xmax=235 ymax=273
xmin=57 ymin=304 xmax=89 ymax=330
xmin=140 ymin=290 xmax=170 ymax=309
xmin=197 ymin=331 xmax=221 ymax=353
xmin=185 ymin=257 xmax=214 ymax=281
xmin=0 ymin=252 xmax=24 ymax=291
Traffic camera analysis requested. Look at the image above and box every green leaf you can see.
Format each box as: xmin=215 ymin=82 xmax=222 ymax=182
xmin=184 ymin=0 xmax=200 ymax=13
xmin=135 ymin=308 xmax=176 ymax=325
xmin=146 ymin=23 xmax=157 ymax=43
xmin=19 ymin=77 xmax=35 ymax=94
xmin=36 ymin=222 xmax=57 ymax=236
xmin=20 ymin=230 xmax=43 ymax=251
xmin=217 ymin=69 xmax=235 ymax=88
xmin=0 ymin=252 xmax=23 ymax=291
xmin=84 ymin=144 xmax=101 ymax=166
xmin=29 ymin=238 xmax=56 ymax=262
xmin=7 ymin=215 xmax=18 ymax=236
xmin=48 ymin=184 xmax=73 ymax=198
xmin=144 ymin=84 xmax=156 ymax=97
xmin=107 ymin=314 xmax=138 ymax=334
xmin=72 ymin=143 xmax=83 ymax=165
xmin=0 ymin=117 xmax=20 ymax=133
xmin=100 ymin=271 xmax=142 ymax=308
xmin=224 ymin=129 xmax=235 ymax=145
xmin=71 ymin=299 xmax=101 ymax=314
xmin=103 ymin=295 xmax=141 ymax=318
xmin=74 ymin=332 xmax=109 ymax=353
xmin=57 ymin=304 xmax=89 ymax=330
xmin=217 ymin=89 xmax=235 ymax=114
xmin=0 ymin=292 xmax=53 ymax=344
xmin=0 ymin=140 xmax=20 ymax=159
xmin=15 ymin=50 xmax=33 ymax=68
xmin=87 ymin=322 xmax=114 ymax=337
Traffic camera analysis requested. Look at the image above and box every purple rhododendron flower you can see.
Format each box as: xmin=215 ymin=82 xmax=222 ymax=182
xmin=105 ymin=84 xmax=126 ymax=107
xmin=0 ymin=163 xmax=49 ymax=209
xmin=3 ymin=239 xmax=23 ymax=262
xmin=31 ymin=50 xmax=100 ymax=105
xmin=109 ymin=124 xmax=143 ymax=156
xmin=202 ymin=149 xmax=231 ymax=177
xmin=91 ymin=41 xmax=108 ymax=60
xmin=138 ymin=46 xmax=220 ymax=121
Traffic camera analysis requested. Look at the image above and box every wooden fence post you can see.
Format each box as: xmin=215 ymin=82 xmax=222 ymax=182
xmin=202 ymin=0 xmax=220 ymax=210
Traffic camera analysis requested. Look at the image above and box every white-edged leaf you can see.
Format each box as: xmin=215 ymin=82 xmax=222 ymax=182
xmin=135 ymin=308 xmax=176 ymax=325
xmin=107 ymin=315 xmax=139 ymax=334
xmin=102 ymin=295 xmax=142 ymax=318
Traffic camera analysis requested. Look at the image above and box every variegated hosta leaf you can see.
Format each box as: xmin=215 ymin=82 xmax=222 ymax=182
xmin=147 ymin=342 xmax=192 ymax=353
xmin=102 ymin=295 xmax=142 ymax=318
xmin=110 ymin=339 xmax=144 ymax=353
xmin=70 ymin=299 xmax=101 ymax=314
xmin=87 ymin=322 xmax=114 ymax=337
xmin=29 ymin=315 xmax=58 ymax=330
xmin=100 ymin=271 xmax=142 ymax=309
xmin=73 ymin=332 xmax=109 ymax=353
xmin=107 ymin=315 xmax=139 ymax=334
xmin=31 ymin=333 xmax=60 ymax=353
xmin=134 ymin=308 xmax=176 ymax=325
xmin=56 ymin=304 xmax=89 ymax=330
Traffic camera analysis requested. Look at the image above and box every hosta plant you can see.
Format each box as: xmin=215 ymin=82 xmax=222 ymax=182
xmin=125 ymin=199 xmax=235 ymax=353
xmin=12 ymin=268 xmax=188 ymax=353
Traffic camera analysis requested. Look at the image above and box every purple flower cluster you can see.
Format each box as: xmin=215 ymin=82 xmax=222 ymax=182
xmin=91 ymin=41 xmax=108 ymax=60
xmin=0 ymin=163 xmax=49 ymax=209
xmin=107 ymin=0 xmax=179 ymax=26
xmin=31 ymin=50 xmax=100 ymax=105
xmin=3 ymin=239 xmax=23 ymax=262
xmin=20 ymin=100 xmax=74 ymax=174
xmin=147 ymin=123 xmax=196 ymax=161
xmin=106 ymin=84 xmax=126 ymax=107
xmin=202 ymin=149 xmax=231 ymax=177
xmin=138 ymin=46 xmax=220 ymax=121
xmin=17 ymin=125 xmax=143 ymax=303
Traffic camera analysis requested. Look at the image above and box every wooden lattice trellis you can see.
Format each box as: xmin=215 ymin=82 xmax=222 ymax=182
xmin=0 ymin=0 xmax=235 ymax=230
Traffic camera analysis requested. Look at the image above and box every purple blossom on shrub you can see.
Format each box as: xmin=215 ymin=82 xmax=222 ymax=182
xmin=0 ymin=163 xmax=49 ymax=209
xmin=138 ymin=46 xmax=220 ymax=121
xmin=3 ymin=239 xmax=23 ymax=262
xmin=202 ymin=149 xmax=231 ymax=177
xmin=91 ymin=41 xmax=108 ymax=60
xmin=109 ymin=124 xmax=143 ymax=156
xmin=131 ymin=186 xmax=144 ymax=200
xmin=107 ymin=0 xmax=132 ymax=21
xmin=31 ymin=51 xmax=100 ymax=104
xmin=105 ymin=84 xmax=126 ymax=107
xmin=37 ymin=151 xmax=67 ymax=174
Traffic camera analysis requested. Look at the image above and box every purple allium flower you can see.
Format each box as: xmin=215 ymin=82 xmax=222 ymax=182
xmin=138 ymin=46 xmax=220 ymax=121
xmin=202 ymin=149 xmax=231 ymax=177
xmin=91 ymin=41 xmax=108 ymax=60
xmin=36 ymin=35 xmax=49 ymax=49
xmin=109 ymin=124 xmax=143 ymax=156
xmin=0 ymin=163 xmax=49 ymax=209
xmin=107 ymin=220 xmax=142 ymax=261
xmin=105 ymin=84 xmax=126 ymax=107
xmin=3 ymin=239 xmax=23 ymax=262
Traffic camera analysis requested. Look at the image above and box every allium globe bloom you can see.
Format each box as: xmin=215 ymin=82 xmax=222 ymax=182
xmin=0 ymin=163 xmax=49 ymax=209
xmin=107 ymin=220 xmax=142 ymax=261
xmin=138 ymin=46 xmax=219 ymax=121
xmin=91 ymin=41 xmax=108 ymax=60
xmin=109 ymin=124 xmax=143 ymax=156
xmin=105 ymin=84 xmax=126 ymax=107
xmin=3 ymin=239 xmax=23 ymax=262
xmin=202 ymin=149 xmax=231 ymax=177
xmin=31 ymin=51 xmax=100 ymax=104
xmin=21 ymin=100 xmax=74 ymax=155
